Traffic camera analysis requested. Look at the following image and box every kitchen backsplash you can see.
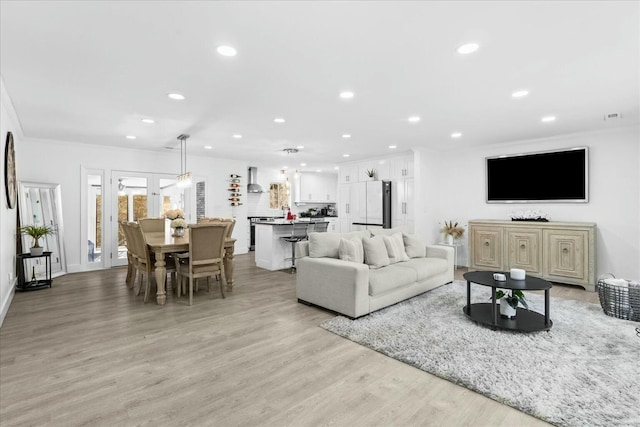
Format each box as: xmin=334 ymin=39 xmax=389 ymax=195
xmin=247 ymin=192 xmax=336 ymax=217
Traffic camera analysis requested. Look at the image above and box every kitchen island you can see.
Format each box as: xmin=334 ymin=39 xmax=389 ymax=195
xmin=254 ymin=218 xmax=337 ymax=270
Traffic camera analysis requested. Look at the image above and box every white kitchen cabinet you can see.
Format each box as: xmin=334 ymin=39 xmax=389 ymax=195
xmin=338 ymin=165 xmax=358 ymax=184
xmin=392 ymin=178 xmax=414 ymax=232
xmin=296 ymin=172 xmax=337 ymax=203
xmin=326 ymin=217 xmax=339 ymax=232
xmin=338 ymin=182 xmax=366 ymax=232
xmin=391 ymin=156 xmax=413 ymax=178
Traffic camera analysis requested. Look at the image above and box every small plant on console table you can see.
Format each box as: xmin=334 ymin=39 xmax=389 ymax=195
xmin=20 ymin=224 xmax=56 ymax=256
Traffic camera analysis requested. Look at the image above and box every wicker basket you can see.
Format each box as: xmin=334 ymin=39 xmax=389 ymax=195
xmin=596 ymin=275 xmax=640 ymax=322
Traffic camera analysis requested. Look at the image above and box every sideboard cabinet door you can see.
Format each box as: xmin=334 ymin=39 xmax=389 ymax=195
xmin=470 ymin=226 xmax=503 ymax=270
xmin=543 ymin=229 xmax=590 ymax=285
xmin=506 ymin=228 xmax=542 ymax=275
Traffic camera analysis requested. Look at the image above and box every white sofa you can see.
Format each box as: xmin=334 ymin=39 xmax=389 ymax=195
xmin=295 ymin=229 xmax=454 ymax=318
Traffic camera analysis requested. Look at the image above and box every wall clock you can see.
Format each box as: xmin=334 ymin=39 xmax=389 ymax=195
xmin=4 ymin=131 xmax=17 ymax=209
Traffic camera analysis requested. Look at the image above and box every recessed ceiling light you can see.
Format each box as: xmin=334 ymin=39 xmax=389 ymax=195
xmin=204 ymin=145 xmax=213 ymax=150
xmin=126 ymin=135 xmax=136 ymax=140
xmin=541 ymin=116 xmax=556 ymax=123
xmin=297 ymin=145 xmax=304 ymax=149
xmin=316 ymin=169 xmax=322 ymax=173
xmin=408 ymin=116 xmax=421 ymax=123
xmin=274 ymin=118 xmax=285 ymax=123
xmin=141 ymin=118 xmax=155 ymax=124
xmin=217 ymin=45 xmax=237 ymax=57
xmin=457 ymin=43 xmax=479 ymax=55
xmin=451 ymin=132 xmax=463 ymax=138
xmin=334 ymin=166 xmax=339 ymax=170
xmin=389 ymin=145 xmax=397 ymax=149
xmin=168 ymin=93 xmax=185 ymax=100
xmin=339 ymin=91 xmax=355 ymax=99
xmin=343 ymin=154 xmax=350 ymax=157
xmin=283 ymin=166 xmax=289 ymax=169
xmin=342 ymin=134 xmax=351 ymax=139
xmin=512 ymin=90 xmax=529 ymax=98
xmin=300 ymin=163 xmax=307 ymax=167
xmin=233 ymin=134 xmax=242 ymax=139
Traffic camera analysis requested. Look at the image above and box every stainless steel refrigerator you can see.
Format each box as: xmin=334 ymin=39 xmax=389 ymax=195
xmin=353 ymin=180 xmax=392 ymax=229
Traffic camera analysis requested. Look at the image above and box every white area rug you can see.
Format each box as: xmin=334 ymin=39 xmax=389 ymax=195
xmin=320 ymin=281 xmax=640 ymax=427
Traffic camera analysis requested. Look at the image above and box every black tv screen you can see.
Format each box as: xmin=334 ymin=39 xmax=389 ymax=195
xmin=486 ymin=147 xmax=588 ymax=203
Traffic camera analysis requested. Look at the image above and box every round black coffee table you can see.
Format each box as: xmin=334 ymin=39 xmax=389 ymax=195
xmin=463 ymin=271 xmax=553 ymax=332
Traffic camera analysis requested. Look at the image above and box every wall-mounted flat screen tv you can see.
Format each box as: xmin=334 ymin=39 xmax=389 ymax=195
xmin=486 ymin=147 xmax=588 ymax=203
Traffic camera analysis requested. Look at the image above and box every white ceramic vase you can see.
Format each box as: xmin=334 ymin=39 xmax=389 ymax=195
xmin=30 ymin=247 xmax=44 ymax=256
xmin=447 ymin=234 xmax=454 ymax=245
xmin=173 ymin=227 xmax=185 ymax=237
xmin=500 ymin=297 xmax=517 ymax=318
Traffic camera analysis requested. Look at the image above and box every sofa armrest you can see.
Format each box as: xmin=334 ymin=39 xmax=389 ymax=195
xmin=296 ymin=257 xmax=370 ymax=318
xmin=426 ymin=245 xmax=454 ymax=266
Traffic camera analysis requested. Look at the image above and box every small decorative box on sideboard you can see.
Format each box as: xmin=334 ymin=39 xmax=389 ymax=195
xmin=468 ymin=220 xmax=596 ymax=291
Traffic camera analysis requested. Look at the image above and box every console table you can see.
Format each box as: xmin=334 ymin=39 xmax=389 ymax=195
xmin=16 ymin=252 xmax=52 ymax=291
xmin=463 ymin=270 xmax=553 ymax=332
xmin=468 ymin=220 xmax=596 ymax=291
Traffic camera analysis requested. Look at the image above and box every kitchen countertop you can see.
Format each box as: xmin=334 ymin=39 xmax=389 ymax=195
xmin=254 ymin=217 xmax=336 ymax=225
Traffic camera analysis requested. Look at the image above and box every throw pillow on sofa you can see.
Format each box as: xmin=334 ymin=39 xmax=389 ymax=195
xmin=383 ymin=232 xmax=409 ymax=264
xmin=309 ymin=230 xmax=370 ymax=258
xmin=338 ymin=237 xmax=364 ymax=263
xmin=362 ymin=235 xmax=390 ymax=269
xmin=403 ymin=233 xmax=427 ymax=258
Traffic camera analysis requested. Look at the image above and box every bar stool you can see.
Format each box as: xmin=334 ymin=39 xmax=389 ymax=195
xmin=312 ymin=221 xmax=329 ymax=232
xmin=281 ymin=222 xmax=309 ymax=273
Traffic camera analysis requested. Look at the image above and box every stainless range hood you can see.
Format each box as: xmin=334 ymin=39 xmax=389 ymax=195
xmin=247 ymin=166 xmax=264 ymax=193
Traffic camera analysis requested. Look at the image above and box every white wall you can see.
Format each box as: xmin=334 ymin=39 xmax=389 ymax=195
xmin=0 ymin=77 xmax=22 ymax=325
xmin=17 ymin=138 xmax=250 ymax=273
xmin=419 ymin=126 xmax=640 ymax=280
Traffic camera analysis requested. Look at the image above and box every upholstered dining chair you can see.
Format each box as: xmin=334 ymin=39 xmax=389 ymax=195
xmin=173 ymin=223 xmax=228 ymax=306
xmin=119 ymin=221 xmax=136 ymax=288
xmin=198 ymin=217 xmax=236 ymax=239
xmin=138 ymin=217 xmax=165 ymax=233
xmin=129 ymin=222 xmax=177 ymax=303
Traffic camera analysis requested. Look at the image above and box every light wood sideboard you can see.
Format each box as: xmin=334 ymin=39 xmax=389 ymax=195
xmin=468 ymin=220 xmax=596 ymax=291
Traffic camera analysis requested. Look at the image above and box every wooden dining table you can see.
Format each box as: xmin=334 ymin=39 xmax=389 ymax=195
xmin=144 ymin=230 xmax=236 ymax=305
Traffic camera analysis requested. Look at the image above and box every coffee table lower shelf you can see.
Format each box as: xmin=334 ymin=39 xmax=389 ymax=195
xmin=463 ymin=303 xmax=553 ymax=332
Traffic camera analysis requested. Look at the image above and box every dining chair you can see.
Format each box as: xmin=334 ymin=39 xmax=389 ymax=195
xmin=119 ymin=221 xmax=136 ymax=288
xmin=281 ymin=222 xmax=310 ymax=273
xmin=138 ymin=217 xmax=165 ymax=233
xmin=173 ymin=223 xmax=228 ymax=306
xmin=129 ymin=222 xmax=177 ymax=303
xmin=198 ymin=217 xmax=236 ymax=238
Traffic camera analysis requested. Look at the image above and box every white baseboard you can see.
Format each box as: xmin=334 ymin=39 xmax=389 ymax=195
xmin=0 ymin=279 xmax=16 ymax=328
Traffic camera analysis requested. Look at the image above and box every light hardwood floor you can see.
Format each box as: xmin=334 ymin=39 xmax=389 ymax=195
xmin=0 ymin=254 xmax=599 ymax=427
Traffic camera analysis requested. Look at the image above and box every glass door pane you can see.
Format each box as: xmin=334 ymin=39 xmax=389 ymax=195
xmin=87 ymin=174 xmax=102 ymax=264
xmin=112 ymin=173 xmax=150 ymax=266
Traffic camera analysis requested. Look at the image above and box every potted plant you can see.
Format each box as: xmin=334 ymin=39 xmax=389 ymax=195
xmin=493 ymin=289 xmax=529 ymax=318
xmin=20 ymin=224 xmax=55 ymax=256
xmin=365 ymin=169 xmax=376 ymax=181
xmin=170 ymin=218 xmax=188 ymax=237
xmin=441 ymin=220 xmax=464 ymax=244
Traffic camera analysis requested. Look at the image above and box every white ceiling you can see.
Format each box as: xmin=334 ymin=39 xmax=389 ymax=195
xmin=1 ymin=1 xmax=638 ymax=171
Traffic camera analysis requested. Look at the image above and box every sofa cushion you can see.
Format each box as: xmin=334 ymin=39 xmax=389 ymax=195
xmin=338 ymin=237 xmax=364 ymax=263
xmin=402 ymin=257 xmax=449 ymax=281
xmin=369 ymin=264 xmax=418 ymax=295
xmin=403 ymin=233 xmax=427 ymax=258
xmin=370 ymin=226 xmax=409 ymax=237
xmin=308 ymin=230 xmax=369 ymax=259
xmin=362 ymin=235 xmax=390 ymax=269
xmin=383 ymin=232 xmax=409 ymax=264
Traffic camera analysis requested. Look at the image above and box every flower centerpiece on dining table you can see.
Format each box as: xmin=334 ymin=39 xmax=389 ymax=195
xmin=165 ymin=209 xmax=187 ymax=236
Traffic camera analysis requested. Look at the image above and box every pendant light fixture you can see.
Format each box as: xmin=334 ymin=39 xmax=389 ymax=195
xmin=176 ymin=134 xmax=192 ymax=188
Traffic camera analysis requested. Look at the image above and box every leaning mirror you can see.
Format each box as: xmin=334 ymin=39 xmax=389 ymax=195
xmin=18 ymin=181 xmax=67 ymax=277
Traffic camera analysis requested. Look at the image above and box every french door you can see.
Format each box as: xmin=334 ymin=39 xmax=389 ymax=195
xmin=110 ymin=171 xmax=182 ymax=266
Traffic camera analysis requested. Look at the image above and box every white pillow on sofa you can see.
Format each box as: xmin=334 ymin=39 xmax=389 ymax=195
xmin=403 ymin=233 xmax=426 ymax=258
xmin=309 ymin=230 xmax=370 ymax=258
xmin=362 ymin=235 xmax=390 ymax=269
xmin=383 ymin=232 xmax=410 ymax=263
xmin=338 ymin=237 xmax=364 ymax=263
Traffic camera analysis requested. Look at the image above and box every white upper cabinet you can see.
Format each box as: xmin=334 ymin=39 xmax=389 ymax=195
xmin=339 ymin=164 xmax=358 ymax=184
xmin=391 ymin=156 xmax=413 ymax=178
xmin=296 ymin=172 xmax=337 ymax=203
